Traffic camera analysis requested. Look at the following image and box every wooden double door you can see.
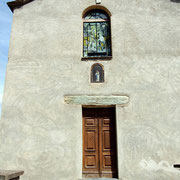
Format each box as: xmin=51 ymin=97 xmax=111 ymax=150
xmin=83 ymin=107 xmax=118 ymax=178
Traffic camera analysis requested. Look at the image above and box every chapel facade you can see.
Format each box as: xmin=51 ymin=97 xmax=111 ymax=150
xmin=1 ymin=0 xmax=180 ymax=180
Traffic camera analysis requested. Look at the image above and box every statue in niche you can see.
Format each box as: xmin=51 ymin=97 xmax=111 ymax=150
xmin=95 ymin=70 xmax=100 ymax=82
xmin=91 ymin=63 xmax=104 ymax=83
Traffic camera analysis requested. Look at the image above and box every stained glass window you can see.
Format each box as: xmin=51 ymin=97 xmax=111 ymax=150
xmin=83 ymin=10 xmax=111 ymax=57
xmin=84 ymin=10 xmax=109 ymax=20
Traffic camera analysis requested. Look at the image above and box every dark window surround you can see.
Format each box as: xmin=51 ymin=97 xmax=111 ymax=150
xmin=171 ymin=0 xmax=180 ymax=2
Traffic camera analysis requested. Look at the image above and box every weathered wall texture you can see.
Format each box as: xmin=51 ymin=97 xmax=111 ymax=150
xmin=1 ymin=0 xmax=180 ymax=179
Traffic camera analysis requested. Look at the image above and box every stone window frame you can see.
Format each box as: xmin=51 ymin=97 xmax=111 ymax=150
xmin=81 ymin=5 xmax=112 ymax=61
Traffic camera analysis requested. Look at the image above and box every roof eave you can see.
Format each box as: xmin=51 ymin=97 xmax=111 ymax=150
xmin=7 ymin=0 xmax=34 ymax=12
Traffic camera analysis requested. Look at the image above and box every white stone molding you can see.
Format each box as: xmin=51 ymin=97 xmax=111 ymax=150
xmin=96 ymin=0 xmax=101 ymax=4
xmin=64 ymin=95 xmax=129 ymax=106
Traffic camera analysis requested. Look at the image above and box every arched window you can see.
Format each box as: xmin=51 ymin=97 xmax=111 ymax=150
xmin=91 ymin=63 xmax=104 ymax=83
xmin=83 ymin=9 xmax=111 ymax=58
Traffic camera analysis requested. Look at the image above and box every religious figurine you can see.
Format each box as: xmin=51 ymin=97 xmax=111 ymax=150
xmin=95 ymin=70 xmax=100 ymax=82
xmin=88 ymin=28 xmax=96 ymax=53
xmin=98 ymin=32 xmax=106 ymax=52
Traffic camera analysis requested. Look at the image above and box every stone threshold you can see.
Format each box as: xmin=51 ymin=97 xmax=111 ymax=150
xmin=80 ymin=179 xmax=118 ymax=180
xmin=80 ymin=179 xmax=119 ymax=180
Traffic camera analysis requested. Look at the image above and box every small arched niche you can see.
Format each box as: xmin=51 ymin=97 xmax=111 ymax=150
xmin=91 ymin=63 xmax=104 ymax=83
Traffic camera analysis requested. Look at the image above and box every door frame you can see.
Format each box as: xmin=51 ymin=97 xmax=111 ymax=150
xmin=82 ymin=105 xmax=119 ymax=178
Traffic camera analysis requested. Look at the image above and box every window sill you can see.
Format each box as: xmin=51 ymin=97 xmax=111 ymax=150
xmin=81 ymin=56 xmax=112 ymax=61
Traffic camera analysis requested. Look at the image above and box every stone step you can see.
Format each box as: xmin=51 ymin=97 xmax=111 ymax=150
xmin=80 ymin=179 xmax=119 ymax=180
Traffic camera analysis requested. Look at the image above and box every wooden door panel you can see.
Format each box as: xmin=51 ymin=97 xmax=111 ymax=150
xmin=100 ymin=128 xmax=114 ymax=173
xmin=85 ymin=130 xmax=96 ymax=151
xmin=83 ymin=116 xmax=99 ymax=173
xmin=99 ymin=109 xmax=117 ymax=176
xmin=102 ymin=118 xmax=111 ymax=126
xmin=83 ymin=108 xmax=117 ymax=178
xmin=103 ymin=155 xmax=112 ymax=168
xmin=103 ymin=130 xmax=111 ymax=150
xmin=104 ymin=155 xmax=112 ymax=166
xmin=85 ymin=155 xmax=96 ymax=168
xmin=85 ymin=118 xmax=96 ymax=126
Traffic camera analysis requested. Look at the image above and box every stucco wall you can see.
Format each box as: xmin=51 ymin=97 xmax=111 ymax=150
xmin=1 ymin=0 xmax=180 ymax=179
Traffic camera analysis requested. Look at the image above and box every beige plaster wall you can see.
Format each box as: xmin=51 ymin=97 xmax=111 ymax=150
xmin=1 ymin=0 xmax=180 ymax=179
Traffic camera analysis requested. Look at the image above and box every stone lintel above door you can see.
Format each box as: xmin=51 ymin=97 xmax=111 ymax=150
xmin=64 ymin=95 xmax=129 ymax=106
